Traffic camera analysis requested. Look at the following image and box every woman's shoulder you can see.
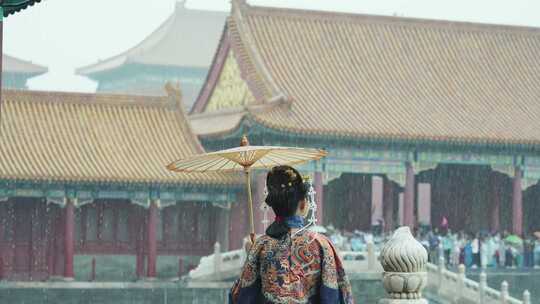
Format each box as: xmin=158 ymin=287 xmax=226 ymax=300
xmin=299 ymin=230 xmax=336 ymax=248
xmin=253 ymin=231 xmax=337 ymax=249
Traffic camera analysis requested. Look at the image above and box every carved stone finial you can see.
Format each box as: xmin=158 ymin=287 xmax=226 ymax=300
xmin=165 ymin=81 xmax=183 ymax=99
xmin=379 ymin=227 xmax=428 ymax=304
xmin=164 ymin=81 xmax=184 ymax=109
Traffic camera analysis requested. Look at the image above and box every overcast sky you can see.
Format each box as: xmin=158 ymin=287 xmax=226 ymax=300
xmin=5 ymin=0 xmax=540 ymax=92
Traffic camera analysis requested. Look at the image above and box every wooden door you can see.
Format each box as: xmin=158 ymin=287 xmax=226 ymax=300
xmin=12 ymin=202 xmax=32 ymax=279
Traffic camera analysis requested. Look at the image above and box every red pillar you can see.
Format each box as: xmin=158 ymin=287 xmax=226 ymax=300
xmin=371 ymin=176 xmax=384 ymax=227
xmin=490 ymin=174 xmax=501 ymax=232
xmin=133 ymin=207 xmax=145 ymax=278
xmin=53 ymin=211 xmax=64 ymax=277
xmin=64 ymin=199 xmax=75 ymax=279
xmin=404 ymin=162 xmax=415 ymax=228
xmin=512 ymin=167 xmax=523 ymax=236
xmin=0 ymin=257 xmax=4 ymax=280
xmin=383 ymin=180 xmax=394 ymax=232
xmin=146 ymin=200 xmax=158 ymax=278
xmin=314 ymin=171 xmax=324 ymax=225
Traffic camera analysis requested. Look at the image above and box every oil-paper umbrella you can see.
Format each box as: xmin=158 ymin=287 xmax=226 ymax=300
xmin=167 ymin=136 xmax=327 ymax=242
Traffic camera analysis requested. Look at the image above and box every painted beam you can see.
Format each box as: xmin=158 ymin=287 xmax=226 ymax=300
xmin=0 ymin=180 xmax=240 ymax=205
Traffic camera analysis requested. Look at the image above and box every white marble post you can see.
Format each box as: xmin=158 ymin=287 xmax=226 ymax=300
xmin=500 ymin=281 xmax=509 ymax=304
xmin=213 ymin=242 xmax=221 ymax=275
xmin=479 ymin=271 xmax=487 ymax=304
xmin=523 ymin=290 xmax=531 ymax=304
xmin=367 ymin=240 xmax=375 ymax=271
xmin=456 ymin=264 xmax=466 ymax=303
xmin=379 ymin=227 xmax=428 ymax=304
xmin=437 ymin=256 xmax=445 ymax=292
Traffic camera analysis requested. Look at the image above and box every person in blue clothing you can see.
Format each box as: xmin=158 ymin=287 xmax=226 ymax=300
xmin=464 ymin=236 xmax=473 ymax=267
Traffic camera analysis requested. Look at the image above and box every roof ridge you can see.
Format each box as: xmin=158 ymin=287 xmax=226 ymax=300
xmin=2 ymin=89 xmax=172 ymax=108
xmin=243 ymin=4 xmax=540 ymax=36
xmin=77 ymin=6 xmax=228 ymax=76
xmin=164 ymin=83 xmax=208 ymax=154
xmin=76 ymin=10 xmax=176 ymax=76
xmin=190 ymin=106 xmax=247 ymax=119
xmin=190 ymin=18 xmax=231 ymax=114
xmin=3 ymin=54 xmax=48 ymax=74
xmin=175 ymin=2 xmax=228 ymax=15
xmin=230 ymin=0 xmax=289 ymax=101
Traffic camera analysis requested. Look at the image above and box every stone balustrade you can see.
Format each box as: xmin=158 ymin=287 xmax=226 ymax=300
xmin=187 ymin=228 xmax=531 ymax=304
xmin=188 ymin=246 xmax=246 ymax=281
xmin=425 ymin=254 xmax=530 ymax=304
xmin=188 ymin=241 xmax=381 ymax=281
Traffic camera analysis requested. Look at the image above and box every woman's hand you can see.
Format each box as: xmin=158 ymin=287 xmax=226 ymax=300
xmin=244 ymin=235 xmax=254 ymax=253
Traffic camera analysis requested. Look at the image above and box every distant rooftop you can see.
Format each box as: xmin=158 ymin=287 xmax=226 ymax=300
xmin=192 ymin=1 xmax=540 ymax=148
xmin=0 ymin=87 xmax=240 ymax=185
xmin=3 ymin=54 xmax=47 ymax=76
xmin=77 ymin=2 xmax=228 ymax=77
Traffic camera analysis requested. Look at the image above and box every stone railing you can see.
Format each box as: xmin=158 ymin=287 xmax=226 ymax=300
xmin=188 ymin=241 xmax=381 ymax=281
xmin=188 ymin=243 xmax=246 ymax=281
xmin=188 ymin=228 xmax=530 ymax=304
xmin=426 ymin=257 xmax=530 ymax=304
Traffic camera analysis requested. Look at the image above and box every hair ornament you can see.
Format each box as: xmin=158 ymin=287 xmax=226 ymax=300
xmin=285 ymin=168 xmax=297 ymax=181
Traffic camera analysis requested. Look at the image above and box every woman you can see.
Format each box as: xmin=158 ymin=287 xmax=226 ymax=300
xmin=229 ymin=166 xmax=354 ymax=304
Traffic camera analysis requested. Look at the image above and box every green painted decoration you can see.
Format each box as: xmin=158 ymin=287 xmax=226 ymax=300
xmin=2 ymin=0 xmax=41 ymax=18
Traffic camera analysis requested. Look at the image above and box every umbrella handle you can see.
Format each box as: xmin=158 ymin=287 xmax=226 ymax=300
xmin=245 ymin=169 xmax=256 ymax=241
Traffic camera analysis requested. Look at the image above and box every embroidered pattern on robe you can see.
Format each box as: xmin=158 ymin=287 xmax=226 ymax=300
xmin=230 ymin=230 xmax=354 ymax=304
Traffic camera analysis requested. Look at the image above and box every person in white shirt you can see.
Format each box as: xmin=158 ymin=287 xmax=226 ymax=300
xmin=471 ymin=235 xmax=480 ymax=268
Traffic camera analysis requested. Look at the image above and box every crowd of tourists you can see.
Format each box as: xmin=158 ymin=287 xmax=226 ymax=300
xmin=321 ymin=225 xmax=540 ymax=269
xmin=417 ymin=229 xmax=540 ymax=269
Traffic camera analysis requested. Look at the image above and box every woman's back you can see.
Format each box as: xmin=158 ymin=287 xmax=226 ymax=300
xmin=231 ymin=230 xmax=353 ymax=304
xmin=230 ymin=166 xmax=353 ymax=303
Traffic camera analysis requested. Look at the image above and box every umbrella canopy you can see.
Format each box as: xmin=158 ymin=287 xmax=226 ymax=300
xmin=505 ymin=234 xmax=523 ymax=245
xmin=166 ymin=136 xmax=328 ymax=243
xmin=167 ymin=145 xmax=327 ymax=172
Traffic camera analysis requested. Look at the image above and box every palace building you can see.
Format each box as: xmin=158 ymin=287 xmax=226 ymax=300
xmin=76 ymin=2 xmax=227 ymax=109
xmin=2 ymin=54 xmax=47 ymax=89
xmin=190 ymin=0 xmax=540 ymax=236
xmin=0 ymin=86 xmax=244 ymax=281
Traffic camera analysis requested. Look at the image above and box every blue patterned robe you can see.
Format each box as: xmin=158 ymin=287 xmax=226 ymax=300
xmin=229 ymin=230 xmax=354 ymax=304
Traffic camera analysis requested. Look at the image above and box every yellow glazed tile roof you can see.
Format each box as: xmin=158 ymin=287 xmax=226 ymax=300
xmin=0 ymin=89 xmax=240 ymax=185
xmin=196 ymin=3 xmax=540 ymax=146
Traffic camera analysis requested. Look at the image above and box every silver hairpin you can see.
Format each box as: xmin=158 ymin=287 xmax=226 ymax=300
xmin=291 ymin=177 xmax=317 ymax=237
xmin=261 ymin=185 xmax=270 ymax=230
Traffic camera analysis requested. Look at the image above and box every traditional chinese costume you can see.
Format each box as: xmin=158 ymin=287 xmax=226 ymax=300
xmin=229 ymin=227 xmax=354 ymax=304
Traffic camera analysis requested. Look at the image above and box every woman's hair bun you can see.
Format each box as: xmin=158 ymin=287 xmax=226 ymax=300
xmin=265 ymin=166 xmax=307 ymax=217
